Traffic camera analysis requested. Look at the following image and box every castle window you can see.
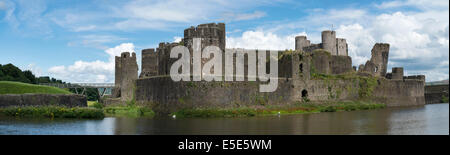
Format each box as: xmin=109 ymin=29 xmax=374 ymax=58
xmin=375 ymin=67 xmax=378 ymax=73
xmin=299 ymin=63 xmax=303 ymax=73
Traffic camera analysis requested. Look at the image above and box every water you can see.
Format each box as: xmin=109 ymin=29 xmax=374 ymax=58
xmin=0 ymin=103 xmax=448 ymax=135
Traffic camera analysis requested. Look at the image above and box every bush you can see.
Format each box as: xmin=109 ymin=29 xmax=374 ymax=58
xmin=0 ymin=106 xmax=104 ymax=119
xmin=103 ymin=106 xmax=154 ymax=117
xmin=88 ymin=101 xmax=103 ymax=109
xmin=320 ymin=106 xmax=337 ymax=112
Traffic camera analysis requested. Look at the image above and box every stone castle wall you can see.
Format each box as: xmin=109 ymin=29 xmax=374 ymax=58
xmin=425 ymin=84 xmax=449 ymax=104
xmin=135 ymin=76 xmax=425 ymax=114
xmin=0 ymin=94 xmax=87 ymax=107
xmin=140 ymin=48 xmax=158 ymax=78
xmin=112 ymin=22 xmax=426 ymax=114
xmin=330 ymin=55 xmax=353 ymax=74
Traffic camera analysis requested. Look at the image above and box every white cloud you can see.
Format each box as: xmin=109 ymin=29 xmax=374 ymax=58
xmin=67 ymin=35 xmax=128 ymax=50
xmin=226 ymin=30 xmax=306 ymax=50
xmin=1 ymin=0 xmax=53 ymax=36
xmin=376 ymin=0 xmax=449 ymax=10
xmin=0 ymin=1 xmax=6 ymax=10
xmin=41 ymin=0 xmax=280 ymax=32
xmin=173 ymin=36 xmax=182 ymax=43
xmin=48 ymin=43 xmax=136 ymax=83
xmin=221 ymin=11 xmax=266 ymax=22
xmin=231 ymin=1 xmax=448 ymax=81
xmin=25 ymin=63 xmax=43 ymax=77
xmin=336 ymin=24 xmax=375 ymax=65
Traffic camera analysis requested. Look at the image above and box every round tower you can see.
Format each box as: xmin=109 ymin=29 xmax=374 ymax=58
xmin=321 ymin=30 xmax=337 ymax=55
xmin=295 ymin=36 xmax=309 ymax=51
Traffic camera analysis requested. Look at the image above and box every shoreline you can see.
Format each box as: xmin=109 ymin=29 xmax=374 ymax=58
xmin=170 ymin=101 xmax=386 ymax=118
xmin=0 ymin=101 xmax=395 ymax=119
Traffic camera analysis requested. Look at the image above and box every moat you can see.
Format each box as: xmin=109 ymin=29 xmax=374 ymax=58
xmin=0 ymin=103 xmax=448 ymax=135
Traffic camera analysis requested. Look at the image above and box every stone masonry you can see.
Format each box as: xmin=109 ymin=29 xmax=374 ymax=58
xmin=111 ymin=22 xmax=426 ymax=113
xmin=114 ymin=52 xmax=138 ymax=101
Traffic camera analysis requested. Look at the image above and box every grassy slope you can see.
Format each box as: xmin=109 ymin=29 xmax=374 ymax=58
xmin=0 ymin=81 xmax=71 ymax=95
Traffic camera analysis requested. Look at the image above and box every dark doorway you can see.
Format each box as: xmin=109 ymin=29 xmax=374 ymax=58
xmin=301 ymin=89 xmax=308 ymax=97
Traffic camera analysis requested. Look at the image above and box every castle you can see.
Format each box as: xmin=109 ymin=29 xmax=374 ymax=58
xmin=110 ymin=23 xmax=426 ymax=114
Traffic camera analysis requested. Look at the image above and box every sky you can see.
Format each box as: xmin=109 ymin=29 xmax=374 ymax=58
xmin=0 ymin=0 xmax=448 ymax=83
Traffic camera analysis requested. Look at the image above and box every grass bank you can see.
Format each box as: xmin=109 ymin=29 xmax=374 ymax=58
xmin=88 ymin=101 xmax=155 ymax=117
xmin=0 ymin=106 xmax=104 ymax=119
xmin=172 ymin=101 xmax=386 ymax=118
xmin=0 ymin=81 xmax=71 ymax=95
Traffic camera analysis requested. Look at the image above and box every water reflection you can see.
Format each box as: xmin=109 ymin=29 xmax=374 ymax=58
xmin=0 ymin=104 xmax=448 ymax=135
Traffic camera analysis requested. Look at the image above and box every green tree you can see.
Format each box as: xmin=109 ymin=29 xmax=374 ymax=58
xmin=0 ymin=65 xmax=4 ymax=78
xmin=1 ymin=64 xmax=30 ymax=83
xmin=22 ymin=70 xmax=37 ymax=84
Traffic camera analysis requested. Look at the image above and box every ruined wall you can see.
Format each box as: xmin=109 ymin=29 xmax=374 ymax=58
xmin=330 ymin=55 xmax=352 ymax=74
xmin=183 ymin=23 xmax=226 ymax=51
xmin=391 ymin=67 xmax=404 ymax=80
xmin=117 ymin=52 xmax=138 ymax=101
xmin=369 ymin=43 xmax=389 ymax=77
xmin=135 ymin=76 xmax=426 ymax=114
xmin=322 ymin=30 xmax=337 ymax=55
xmin=278 ymin=54 xmax=293 ymax=78
xmin=372 ymin=79 xmax=425 ymax=107
xmin=311 ymin=50 xmax=331 ymax=75
xmin=140 ymin=48 xmax=158 ymax=78
xmin=0 ymin=94 xmax=87 ymax=107
xmin=302 ymin=43 xmax=322 ymax=53
xmin=112 ymin=56 xmax=122 ymax=97
xmin=135 ymin=77 xmax=294 ymax=114
xmin=425 ymin=84 xmax=449 ymax=104
xmin=336 ymin=38 xmax=348 ymax=56
xmin=156 ymin=42 xmax=179 ymax=75
xmin=404 ymin=75 xmax=425 ymax=82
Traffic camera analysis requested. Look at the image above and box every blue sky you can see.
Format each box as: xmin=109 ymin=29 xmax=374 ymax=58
xmin=0 ymin=0 xmax=448 ymax=82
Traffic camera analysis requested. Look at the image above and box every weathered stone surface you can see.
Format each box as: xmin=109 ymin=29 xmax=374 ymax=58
xmin=114 ymin=52 xmax=138 ymax=101
xmin=372 ymin=79 xmax=425 ymax=107
xmin=391 ymin=67 xmax=404 ymax=80
xmin=110 ymin=23 xmax=426 ymax=114
xmin=425 ymin=84 xmax=449 ymax=104
xmin=140 ymin=48 xmax=158 ymax=78
xmin=336 ymin=38 xmax=348 ymax=56
xmin=295 ymin=36 xmax=310 ymax=51
xmin=330 ymin=55 xmax=352 ymax=74
xmin=135 ymin=76 xmax=426 ymax=114
xmin=369 ymin=43 xmax=389 ymax=77
xmin=311 ymin=50 xmax=331 ymax=75
xmin=0 ymin=94 xmax=87 ymax=107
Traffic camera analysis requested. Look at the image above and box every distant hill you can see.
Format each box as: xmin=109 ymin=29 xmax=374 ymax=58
xmin=426 ymin=79 xmax=449 ymax=85
xmin=0 ymin=81 xmax=72 ymax=95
